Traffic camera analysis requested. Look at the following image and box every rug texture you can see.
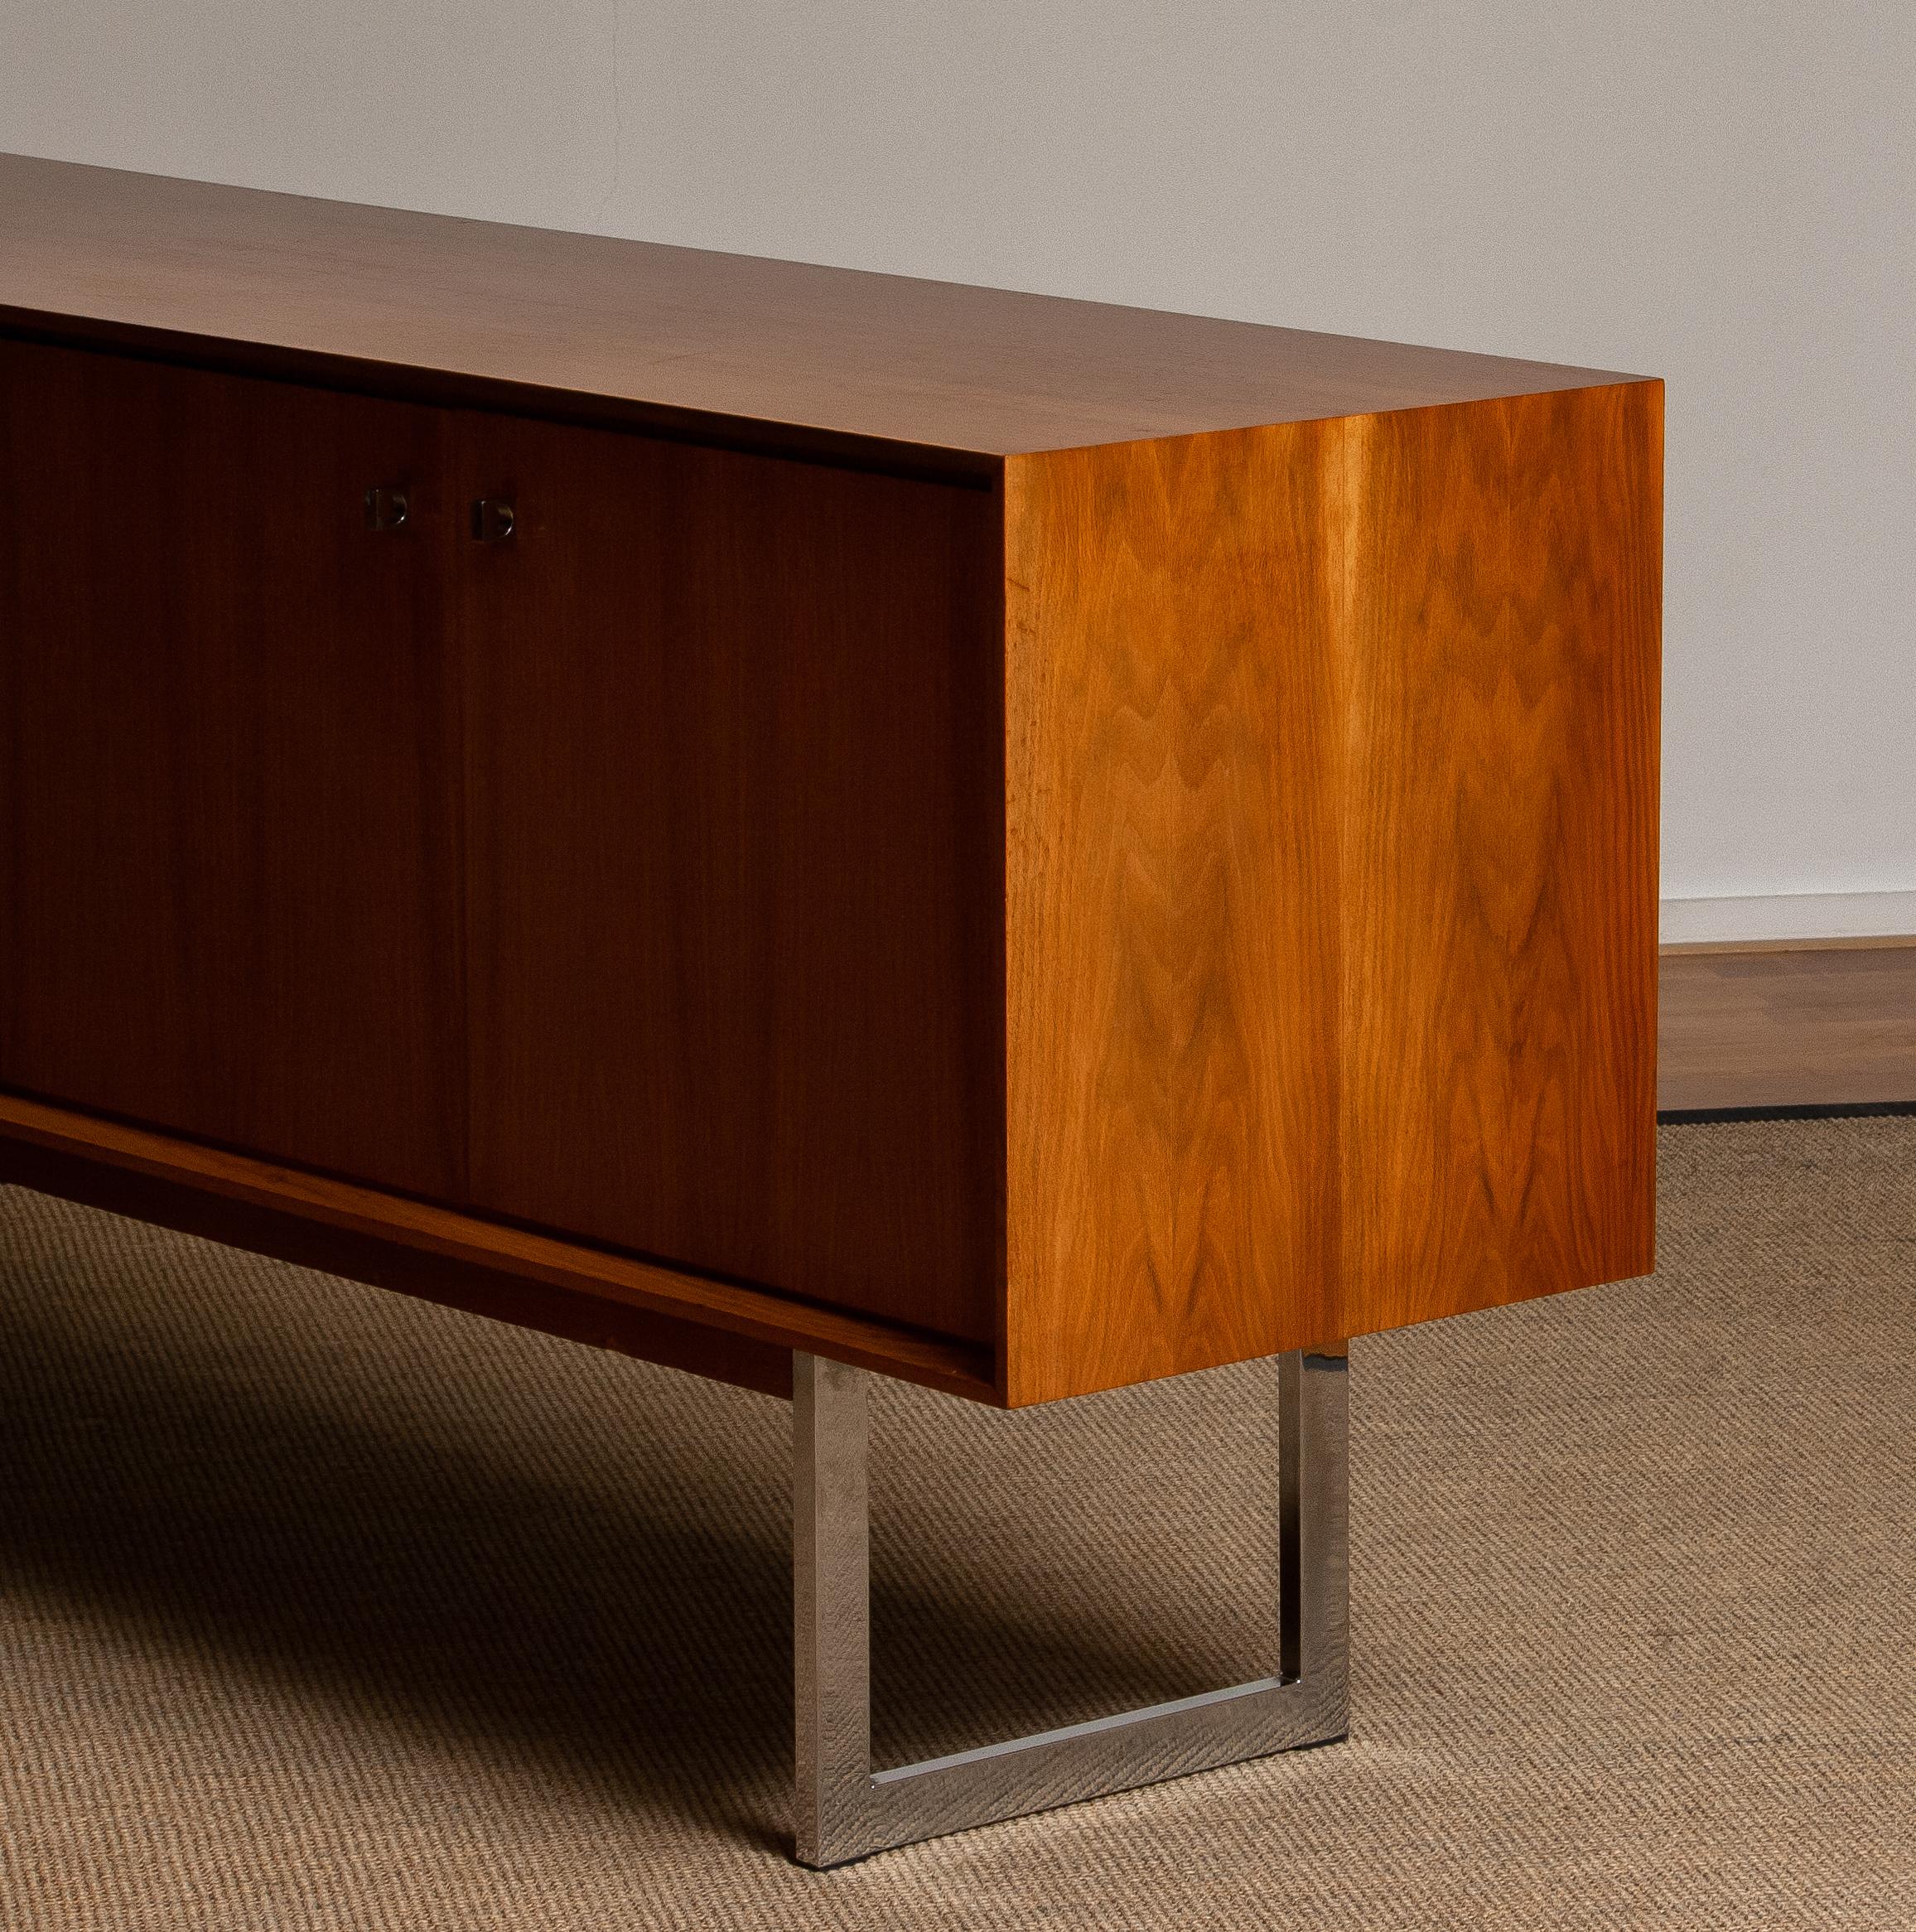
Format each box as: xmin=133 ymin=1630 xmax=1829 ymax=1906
xmin=1 ymin=1118 xmax=1911 ymax=1930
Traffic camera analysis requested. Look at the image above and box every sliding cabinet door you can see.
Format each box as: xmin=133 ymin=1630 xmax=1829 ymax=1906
xmin=458 ymin=416 xmax=1002 ymax=1342
xmin=0 ymin=341 xmax=465 ymax=1197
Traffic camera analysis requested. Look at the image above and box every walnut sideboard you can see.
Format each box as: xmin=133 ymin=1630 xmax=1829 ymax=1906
xmin=0 ymin=153 xmax=1661 ymax=1864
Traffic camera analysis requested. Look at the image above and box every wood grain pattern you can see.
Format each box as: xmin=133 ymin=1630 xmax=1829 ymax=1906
xmin=1004 ymin=384 xmax=1661 ymax=1403
xmin=1003 ymin=427 xmax=1343 ymax=1403
xmin=0 ymin=1091 xmax=998 ymax=1403
xmin=457 ymin=413 xmax=1003 ymax=1343
xmin=0 ymin=337 xmax=466 ymax=1199
xmin=1333 ymin=386 xmax=1662 ymax=1335
xmin=0 ymin=153 xmax=1643 ymax=465
xmin=0 ymin=176 xmax=1663 ymax=1405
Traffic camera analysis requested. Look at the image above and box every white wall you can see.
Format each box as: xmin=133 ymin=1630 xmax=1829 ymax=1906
xmin=4 ymin=2 xmax=1913 ymax=938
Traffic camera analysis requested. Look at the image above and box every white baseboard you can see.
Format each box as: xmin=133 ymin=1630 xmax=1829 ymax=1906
xmin=1659 ymin=890 xmax=1916 ymax=948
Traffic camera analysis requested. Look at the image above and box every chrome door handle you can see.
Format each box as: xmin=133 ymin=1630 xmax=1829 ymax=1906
xmin=364 ymin=485 xmax=408 ymax=531
xmin=471 ymin=498 xmax=516 ymax=542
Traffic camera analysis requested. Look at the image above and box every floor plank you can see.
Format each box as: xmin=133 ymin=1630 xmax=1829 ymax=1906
xmin=1658 ymin=940 xmax=1916 ymax=1112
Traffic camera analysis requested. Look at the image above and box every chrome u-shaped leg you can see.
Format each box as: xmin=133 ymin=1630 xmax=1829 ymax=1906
xmin=793 ymin=1350 xmax=1349 ymax=1867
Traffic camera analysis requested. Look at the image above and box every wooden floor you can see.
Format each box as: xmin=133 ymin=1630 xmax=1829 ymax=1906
xmin=1658 ymin=939 xmax=1916 ymax=1113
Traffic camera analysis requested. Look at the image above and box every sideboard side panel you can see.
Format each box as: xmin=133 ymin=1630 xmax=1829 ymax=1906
xmin=1004 ymin=387 xmax=1661 ymax=1404
xmin=1002 ymin=427 xmax=1344 ymax=1405
xmin=1333 ymin=384 xmax=1663 ymax=1335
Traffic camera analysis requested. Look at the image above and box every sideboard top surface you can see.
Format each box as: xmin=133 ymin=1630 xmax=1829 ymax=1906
xmin=1 ymin=153 xmax=1643 ymax=463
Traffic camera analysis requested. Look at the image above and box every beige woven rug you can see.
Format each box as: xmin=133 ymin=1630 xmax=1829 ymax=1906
xmin=2 ymin=1118 xmax=1912 ymax=1930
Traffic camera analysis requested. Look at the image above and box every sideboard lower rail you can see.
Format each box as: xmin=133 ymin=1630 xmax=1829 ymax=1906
xmin=0 ymin=1090 xmax=1000 ymax=1406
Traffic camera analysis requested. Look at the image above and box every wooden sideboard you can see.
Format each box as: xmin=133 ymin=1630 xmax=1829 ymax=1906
xmin=0 ymin=153 xmax=1662 ymax=1412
